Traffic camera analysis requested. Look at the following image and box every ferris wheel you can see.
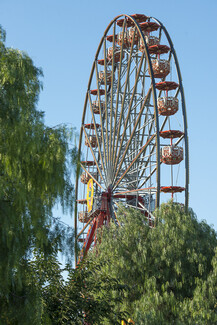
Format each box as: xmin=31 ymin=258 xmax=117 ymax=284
xmin=74 ymin=14 xmax=189 ymax=263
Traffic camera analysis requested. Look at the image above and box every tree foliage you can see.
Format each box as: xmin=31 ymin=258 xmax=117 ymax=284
xmin=0 ymin=25 xmax=77 ymax=322
xmin=88 ymin=203 xmax=217 ymax=324
xmin=40 ymin=258 xmax=127 ymax=324
xmin=1 ymin=250 xmax=127 ymax=324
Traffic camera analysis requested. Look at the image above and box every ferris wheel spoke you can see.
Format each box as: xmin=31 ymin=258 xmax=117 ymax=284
xmin=158 ymin=26 xmax=163 ymax=43
xmin=116 ymin=201 xmax=155 ymax=219
xmin=139 ymin=134 xmax=185 ymax=188
xmin=112 ymin=54 xmax=135 ymax=164
xmin=107 ymin=21 xmax=118 ymax=166
xmin=174 ymin=87 xmax=180 ymax=98
xmin=115 ymin=138 xmax=155 ymax=180
xmin=109 ymin=20 xmax=126 ymax=165
xmin=159 ymin=116 xmax=169 ymax=132
xmin=139 ymin=59 xmax=148 ymax=116
xmin=112 ymin=87 xmax=152 ymax=185
xmin=140 ymin=165 xmax=158 ymax=188
xmin=173 ymin=134 xmax=184 ymax=146
xmin=88 ymin=92 xmax=107 ymax=182
xmin=113 ymin=200 xmax=127 ymax=217
xmin=119 ymin=63 xmax=138 ymax=94
xmin=94 ymin=62 xmax=108 ymax=170
xmin=80 ymin=162 xmax=105 ymax=190
xmin=138 ymin=136 xmax=157 ymax=181
xmin=76 ymin=212 xmax=97 ymax=239
xmin=113 ymin=209 xmax=121 ymax=226
xmin=103 ymin=38 xmax=110 ymax=168
xmin=113 ymin=133 xmax=155 ymax=190
xmin=135 ymin=119 xmax=156 ymax=177
xmin=139 ymin=147 xmax=156 ymax=172
xmin=125 ymin=163 xmax=156 ymax=182
xmin=137 ymin=107 xmax=154 ymax=148
xmin=138 ymin=123 xmax=154 ymax=156
xmin=140 ymin=164 xmax=158 ymax=188
xmin=82 ymin=126 xmax=105 ymax=186
xmin=113 ymin=187 xmax=157 ymax=196
xmin=111 ymin=44 xmax=139 ymax=166
xmin=137 ymin=198 xmax=155 ymax=212
xmin=113 ymin=51 xmax=146 ymax=172
xmin=111 ymin=19 xmax=131 ymax=164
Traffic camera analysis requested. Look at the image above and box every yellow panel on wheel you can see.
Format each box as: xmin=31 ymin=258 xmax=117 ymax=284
xmin=86 ymin=178 xmax=94 ymax=212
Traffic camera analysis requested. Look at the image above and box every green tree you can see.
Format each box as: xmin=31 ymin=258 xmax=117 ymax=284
xmin=0 ymin=25 xmax=77 ymax=323
xmin=36 ymin=256 xmax=127 ymax=324
xmin=180 ymin=247 xmax=217 ymax=324
xmin=88 ymin=202 xmax=217 ymax=324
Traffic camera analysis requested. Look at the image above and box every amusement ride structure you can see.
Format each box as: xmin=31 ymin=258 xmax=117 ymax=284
xmin=74 ymin=14 xmax=189 ymax=264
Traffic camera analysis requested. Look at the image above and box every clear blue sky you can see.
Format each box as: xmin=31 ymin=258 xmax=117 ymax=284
xmin=1 ymin=0 xmax=217 ymax=229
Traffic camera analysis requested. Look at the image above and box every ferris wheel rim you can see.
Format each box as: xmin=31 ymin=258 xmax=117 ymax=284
xmin=150 ymin=16 xmax=189 ymax=208
xmin=74 ymin=14 xmax=189 ymax=263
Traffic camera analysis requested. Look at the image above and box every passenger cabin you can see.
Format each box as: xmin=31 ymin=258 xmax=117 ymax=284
xmin=98 ymin=70 xmax=112 ymax=85
xmin=151 ymin=59 xmax=170 ymax=78
xmin=157 ymin=97 xmax=178 ymax=116
xmin=139 ymin=35 xmax=159 ymax=51
xmin=92 ymin=100 xmax=105 ymax=114
xmin=161 ymin=145 xmax=183 ymax=165
xmin=85 ymin=135 xmax=98 ymax=148
xmin=78 ymin=211 xmax=89 ymax=223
